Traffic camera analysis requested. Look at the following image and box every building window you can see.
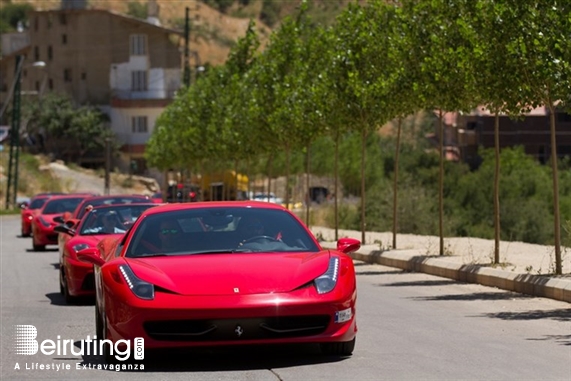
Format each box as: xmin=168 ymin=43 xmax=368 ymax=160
xmin=35 ymin=81 xmax=40 ymax=92
xmin=62 ymin=34 xmax=67 ymax=45
xmin=48 ymin=79 xmax=53 ymax=90
xmin=59 ymin=13 xmax=67 ymax=25
xmin=130 ymin=34 xmax=147 ymax=56
xmin=48 ymin=46 xmax=53 ymax=61
xmin=47 ymin=14 xmax=52 ymax=29
xmin=34 ymin=46 xmax=39 ymax=61
xmin=34 ymin=17 xmax=38 ymax=31
xmin=131 ymin=116 xmax=148 ymax=133
xmin=64 ymin=68 xmax=72 ymax=82
xmin=81 ymin=72 xmax=87 ymax=80
xmin=131 ymin=71 xmax=147 ymax=91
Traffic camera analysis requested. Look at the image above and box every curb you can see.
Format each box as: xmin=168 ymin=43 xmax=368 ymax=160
xmin=323 ymin=242 xmax=571 ymax=303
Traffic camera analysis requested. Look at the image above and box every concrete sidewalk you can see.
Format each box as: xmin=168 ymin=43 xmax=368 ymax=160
xmin=312 ymin=227 xmax=571 ymax=304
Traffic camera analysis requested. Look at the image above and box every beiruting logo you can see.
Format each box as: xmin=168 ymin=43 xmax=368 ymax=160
xmin=14 ymin=325 xmax=144 ymax=362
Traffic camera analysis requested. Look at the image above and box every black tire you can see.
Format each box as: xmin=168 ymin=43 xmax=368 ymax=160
xmin=96 ymin=304 xmax=115 ymax=364
xmin=32 ymin=237 xmax=45 ymax=251
xmin=320 ymin=337 xmax=356 ymax=356
xmin=95 ymin=305 xmax=104 ymax=340
xmin=59 ymin=269 xmax=65 ymax=295
xmin=60 ymin=269 xmax=77 ymax=304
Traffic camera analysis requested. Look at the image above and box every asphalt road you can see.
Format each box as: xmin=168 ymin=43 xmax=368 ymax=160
xmin=1 ymin=214 xmax=570 ymax=380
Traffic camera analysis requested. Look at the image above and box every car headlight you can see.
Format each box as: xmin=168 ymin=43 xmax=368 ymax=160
xmin=118 ymin=265 xmax=154 ymax=300
xmin=72 ymin=243 xmax=91 ymax=253
xmin=314 ymin=257 xmax=339 ymax=294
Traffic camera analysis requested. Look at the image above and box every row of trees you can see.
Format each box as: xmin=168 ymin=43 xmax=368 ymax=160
xmin=145 ymin=0 xmax=571 ymax=274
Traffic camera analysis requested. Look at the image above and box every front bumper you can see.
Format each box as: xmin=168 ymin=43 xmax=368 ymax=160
xmin=105 ymin=287 xmax=357 ymax=350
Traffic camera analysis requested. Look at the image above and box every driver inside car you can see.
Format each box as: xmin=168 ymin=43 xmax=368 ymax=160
xmin=237 ymin=216 xmax=283 ymax=247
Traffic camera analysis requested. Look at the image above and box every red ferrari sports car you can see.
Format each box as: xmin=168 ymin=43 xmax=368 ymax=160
xmin=55 ymin=203 xmax=158 ymax=304
xmin=59 ymin=194 xmax=152 ymax=228
xmin=20 ymin=193 xmax=62 ymax=237
xmin=31 ymin=194 xmax=92 ymax=251
xmin=78 ymin=201 xmax=360 ymax=363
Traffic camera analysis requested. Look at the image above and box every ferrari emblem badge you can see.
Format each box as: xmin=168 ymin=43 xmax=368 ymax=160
xmin=233 ymin=288 xmax=239 ymax=293
xmin=235 ymin=325 xmax=244 ymax=337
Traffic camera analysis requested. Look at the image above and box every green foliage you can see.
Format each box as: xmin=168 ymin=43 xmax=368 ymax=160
xmin=148 ymin=0 xmax=571 ymax=257
xmin=0 ymin=2 xmax=33 ymax=34
xmin=448 ymin=146 xmax=557 ymax=244
xmin=261 ymin=0 xmax=282 ymax=27
xmin=126 ymin=2 xmax=147 ymax=20
xmin=20 ymin=93 xmax=115 ymax=162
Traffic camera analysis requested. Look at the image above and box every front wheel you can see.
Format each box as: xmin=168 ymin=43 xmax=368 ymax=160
xmin=95 ymin=304 xmax=115 ymax=364
xmin=320 ymin=337 xmax=356 ymax=356
xmin=60 ymin=269 xmax=78 ymax=304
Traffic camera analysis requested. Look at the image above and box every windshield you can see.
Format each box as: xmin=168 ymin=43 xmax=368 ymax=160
xmin=29 ymin=198 xmax=47 ymax=209
xmin=125 ymin=207 xmax=320 ymax=258
xmin=76 ymin=196 xmax=150 ymax=220
xmin=43 ymin=198 xmax=85 ymax=214
xmin=80 ymin=204 xmax=156 ymax=235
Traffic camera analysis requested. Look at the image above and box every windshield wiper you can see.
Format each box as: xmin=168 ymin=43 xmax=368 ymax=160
xmin=186 ymin=249 xmax=253 ymax=255
xmin=134 ymin=253 xmax=169 ymax=258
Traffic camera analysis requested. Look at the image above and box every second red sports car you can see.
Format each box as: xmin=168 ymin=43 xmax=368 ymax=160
xmin=55 ymin=203 xmax=157 ymax=304
xmin=78 ymin=201 xmax=360 ymax=363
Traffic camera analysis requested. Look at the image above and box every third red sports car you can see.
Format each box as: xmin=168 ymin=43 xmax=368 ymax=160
xmin=60 ymin=194 xmax=152 ymax=229
xmin=20 ymin=193 xmax=65 ymax=237
xmin=31 ymin=194 xmax=91 ymax=251
xmin=78 ymin=201 xmax=360 ymax=363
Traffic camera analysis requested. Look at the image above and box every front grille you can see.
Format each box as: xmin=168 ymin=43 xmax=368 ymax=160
xmin=144 ymin=315 xmax=330 ymax=342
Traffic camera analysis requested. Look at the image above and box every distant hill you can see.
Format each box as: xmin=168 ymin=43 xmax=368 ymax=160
xmin=7 ymin=0 xmax=352 ymax=66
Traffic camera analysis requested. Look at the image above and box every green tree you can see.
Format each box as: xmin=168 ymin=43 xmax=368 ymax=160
xmin=401 ymin=0 xmax=478 ymax=255
xmin=504 ymin=1 xmax=571 ymax=274
xmin=21 ymin=93 xmax=114 ymax=163
xmin=0 ymin=2 xmax=33 ymax=35
xmin=329 ymin=2 xmax=400 ymax=243
xmin=126 ymin=2 xmax=147 ymax=20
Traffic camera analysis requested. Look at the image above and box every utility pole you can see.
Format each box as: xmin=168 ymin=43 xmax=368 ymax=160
xmin=104 ymin=138 xmax=111 ymax=195
xmin=183 ymin=6 xmax=191 ymax=87
xmin=5 ymin=55 xmax=23 ymax=209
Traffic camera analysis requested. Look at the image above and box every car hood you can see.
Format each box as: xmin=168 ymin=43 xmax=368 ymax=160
xmin=125 ymin=251 xmax=331 ymax=296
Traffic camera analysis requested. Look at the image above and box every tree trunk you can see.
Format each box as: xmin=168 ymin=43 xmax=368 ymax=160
xmin=548 ymin=103 xmax=562 ymax=275
xmin=305 ymin=143 xmax=311 ymax=226
xmin=285 ymin=144 xmax=291 ymax=208
xmin=266 ymin=154 xmax=273 ymax=205
xmin=438 ymin=110 xmax=444 ymax=256
xmin=334 ymin=131 xmax=339 ymax=241
xmin=493 ymin=113 xmax=501 ymax=264
xmin=392 ymin=118 xmax=402 ymax=249
xmin=361 ymin=128 xmax=367 ymax=244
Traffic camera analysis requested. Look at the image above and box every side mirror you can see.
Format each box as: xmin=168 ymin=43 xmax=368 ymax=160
xmin=65 ymin=219 xmax=78 ymax=228
xmin=53 ymin=215 xmax=65 ymax=224
xmin=336 ymin=237 xmax=361 ymax=254
xmin=77 ymin=248 xmax=105 ymax=267
xmin=20 ymin=203 xmax=29 ymax=210
xmin=54 ymin=224 xmax=74 ymax=236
